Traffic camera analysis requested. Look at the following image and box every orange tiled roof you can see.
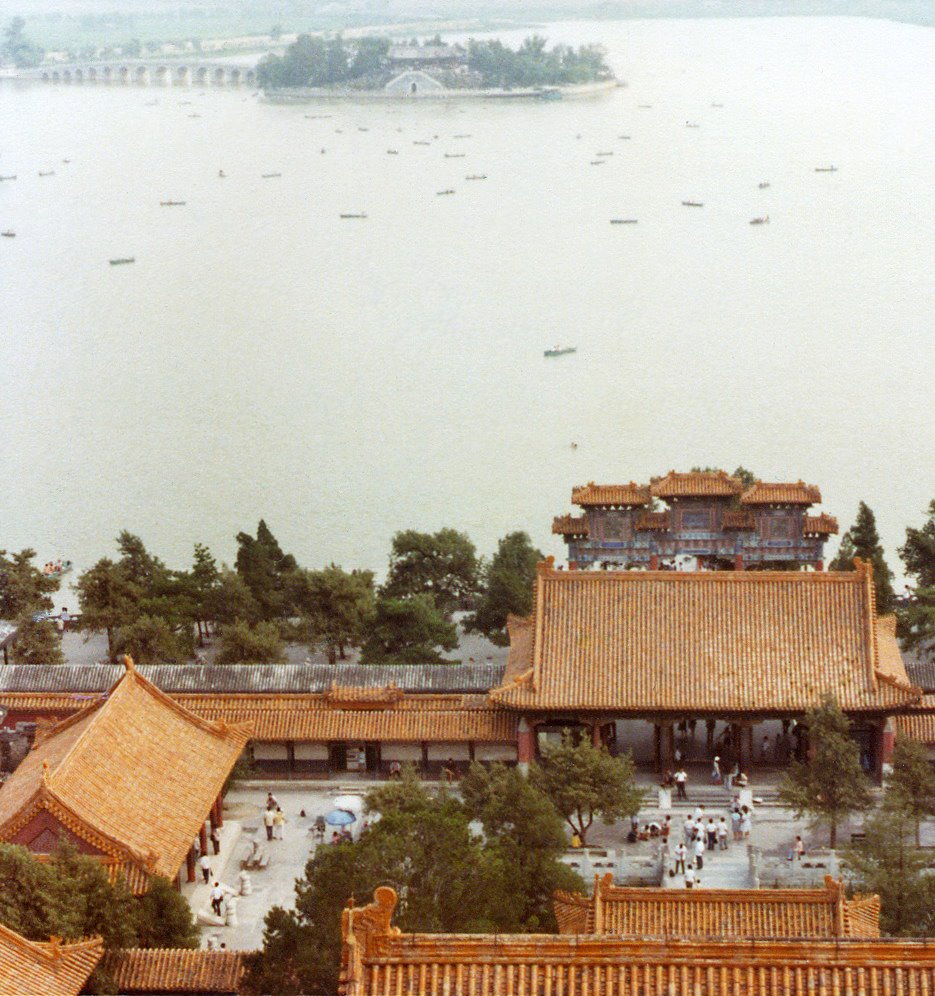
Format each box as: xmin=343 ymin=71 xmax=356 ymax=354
xmin=0 ymin=659 xmax=251 ymax=891
xmin=339 ymin=888 xmax=932 ymax=996
xmin=635 ymin=511 xmax=670 ymax=531
xmin=324 ymin=682 xmax=404 ymax=705
xmin=650 ymin=470 xmax=742 ymax=499
xmin=897 ymin=696 xmax=935 ymax=743
xmin=722 ymin=510 xmax=755 ymax=530
xmin=102 ymin=948 xmax=246 ymax=993
xmin=571 ymin=482 xmax=651 ymax=507
xmin=742 ymin=481 xmax=822 ymax=506
xmin=552 ymin=514 xmax=590 ymax=537
xmin=805 ymin=513 xmax=840 ymax=535
xmin=0 ymin=690 xmax=517 ymax=743
xmin=490 ymin=559 xmax=921 ymax=713
xmin=0 ymin=924 xmax=102 ymax=996
xmin=554 ymin=874 xmax=879 ymax=938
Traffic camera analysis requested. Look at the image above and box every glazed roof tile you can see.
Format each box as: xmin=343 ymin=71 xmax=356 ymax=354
xmin=102 ymin=948 xmax=246 ymax=993
xmin=0 ymin=660 xmax=251 ymax=887
xmin=554 ymin=875 xmax=879 ymax=938
xmin=650 ymin=470 xmax=742 ymax=499
xmin=0 ymin=924 xmax=102 ymax=996
xmin=552 ymin=514 xmax=590 ymax=536
xmin=340 ymin=888 xmax=933 ymax=996
xmin=804 ymin=513 xmax=839 ymax=535
xmin=490 ymin=559 xmax=920 ymax=713
xmin=0 ymin=662 xmax=504 ymax=695
xmin=571 ymin=482 xmax=651 ymax=507
xmin=742 ymin=481 xmax=822 ymax=505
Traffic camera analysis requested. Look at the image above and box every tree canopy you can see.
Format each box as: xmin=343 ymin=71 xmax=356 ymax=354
xmin=215 ymin=619 xmax=286 ymax=665
xmin=294 ymin=565 xmax=375 ymax=664
xmin=235 ymin=520 xmax=298 ymax=620
xmin=531 ymin=734 xmax=644 ymax=844
xmin=0 ymin=548 xmax=63 ymax=665
xmin=3 ymin=17 xmax=43 ymax=68
xmin=886 ymin=734 xmax=935 ymax=845
xmin=830 ymin=502 xmax=896 ymax=613
xmin=898 ymin=500 xmax=935 ymax=659
xmin=240 ymin=768 xmax=582 ymax=995
xmin=382 ymin=528 xmax=479 ymax=618
xmin=467 ymin=531 xmax=543 ymax=645
xmin=777 ymin=696 xmax=873 ymax=848
xmin=360 ymin=594 xmax=457 ymax=665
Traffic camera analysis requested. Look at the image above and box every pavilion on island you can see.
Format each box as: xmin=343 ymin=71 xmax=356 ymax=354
xmin=0 ymin=657 xmax=250 ymax=891
xmin=339 ymin=886 xmax=934 ymax=996
xmin=554 ymin=470 xmax=838 ymax=571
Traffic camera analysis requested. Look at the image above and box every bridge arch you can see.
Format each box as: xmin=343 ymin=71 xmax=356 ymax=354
xmin=135 ymin=65 xmax=149 ymax=84
xmin=41 ymin=71 xmax=50 ymax=81
xmin=176 ymin=65 xmax=191 ymax=85
xmin=74 ymin=68 xmax=84 ymax=82
xmin=195 ymin=66 xmax=208 ymax=85
xmin=212 ymin=67 xmax=225 ymax=85
xmin=245 ymin=69 xmax=256 ymax=85
xmin=51 ymin=70 xmax=61 ymax=83
xmin=229 ymin=68 xmax=241 ymax=85
xmin=101 ymin=66 xmax=112 ymax=82
xmin=118 ymin=66 xmax=130 ymax=83
xmin=87 ymin=67 xmax=97 ymax=81
xmin=154 ymin=65 xmax=169 ymax=85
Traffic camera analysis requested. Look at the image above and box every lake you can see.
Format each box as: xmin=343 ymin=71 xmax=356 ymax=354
xmin=1 ymin=15 xmax=932 ymax=588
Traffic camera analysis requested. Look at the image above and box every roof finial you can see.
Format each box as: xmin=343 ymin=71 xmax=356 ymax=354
xmin=48 ymin=936 xmax=61 ymax=960
xmin=41 ymin=759 xmax=51 ymax=785
xmin=122 ymin=654 xmax=136 ymax=673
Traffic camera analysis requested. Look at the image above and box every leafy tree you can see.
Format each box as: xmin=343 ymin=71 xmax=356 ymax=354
xmin=209 ymin=568 xmax=260 ymax=626
xmin=135 ymin=876 xmax=199 ymax=949
xmin=76 ymin=558 xmax=140 ymax=660
xmin=778 ymin=696 xmax=873 ymax=848
xmin=188 ymin=542 xmax=220 ymax=642
xmin=294 ymin=565 xmax=375 ymax=664
xmin=830 ymin=503 xmax=896 ymax=613
xmin=116 ymin=532 xmax=166 ymax=593
xmin=114 ymin=614 xmax=190 ymax=665
xmin=531 ymin=734 xmax=644 ymax=844
xmin=8 ymin=617 xmax=64 ymax=666
xmin=887 ymin=734 xmax=935 ymax=845
xmin=460 ymin=762 xmax=583 ymax=930
xmin=215 ymin=619 xmax=286 ymax=665
xmin=359 ymin=595 xmax=457 ymax=665
xmin=732 ymin=465 xmax=757 ymax=489
xmin=382 ymin=528 xmax=479 ymax=618
xmin=3 ymin=17 xmax=43 ymax=67
xmin=235 ymin=520 xmax=298 ymax=620
xmin=843 ymin=794 xmax=935 ymax=936
xmin=0 ymin=548 xmax=59 ymax=618
xmin=899 ymin=501 xmax=935 ymax=658
xmin=467 ymin=532 xmax=542 ymax=645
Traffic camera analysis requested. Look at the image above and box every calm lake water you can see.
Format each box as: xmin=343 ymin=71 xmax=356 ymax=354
xmin=1 ymin=16 xmax=932 ymax=588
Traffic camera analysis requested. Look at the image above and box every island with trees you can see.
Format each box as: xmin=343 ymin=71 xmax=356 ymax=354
xmin=258 ymin=33 xmax=617 ymax=100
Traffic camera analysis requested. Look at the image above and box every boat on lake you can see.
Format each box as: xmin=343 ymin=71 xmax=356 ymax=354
xmin=596 ymin=151 xmax=613 ymax=156
xmin=815 ymin=166 xmax=838 ymax=172
xmin=387 ymin=149 xmax=398 ymax=155
xmin=1 ymin=231 xmax=14 ymax=238
xmin=261 ymin=173 xmax=282 ymax=178
xmin=465 ymin=175 xmax=487 ymax=180
xmin=590 ymin=160 xmax=606 ymax=165
xmin=436 ymin=189 xmax=455 ymax=196
xmin=0 ymin=175 xmax=16 ymax=181
xmin=544 ymin=346 xmax=577 ymax=357
xmin=685 ymin=122 xmax=700 ymax=128
xmin=750 ymin=215 xmax=769 ymax=225
xmin=109 ymin=257 xmax=135 ymax=265
xmin=41 ymin=559 xmax=73 ymax=579
xmin=618 ymin=135 xmax=631 ymax=140
xmin=340 ymin=213 xmax=367 ymax=219
xmin=444 ymin=153 xmax=465 ymax=158
xmin=610 ymin=219 xmax=638 ymax=224
xmin=682 ymin=201 xmax=704 ymax=207
xmin=454 ymin=134 xmax=472 ymax=139
xmin=758 ymin=182 xmax=771 ymax=189
xmin=160 ymin=201 xmax=186 ymax=206
xmin=414 ymin=141 xmax=430 ymax=146
xmin=38 ymin=171 xmax=54 ymax=177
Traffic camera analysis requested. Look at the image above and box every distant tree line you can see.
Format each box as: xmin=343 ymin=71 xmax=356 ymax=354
xmin=258 ymin=33 xmax=611 ymax=90
xmin=3 ymin=17 xmax=43 ymax=67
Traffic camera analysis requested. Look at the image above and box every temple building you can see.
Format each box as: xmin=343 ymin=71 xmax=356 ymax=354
xmin=0 ymin=658 xmax=250 ymax=891
xmin=1 ymin=565 xmax=933 ymax=785
xmin=553 ymin=470 xmax=838 ymax=570
xmin=339 ymin=885 xmax=934 ymax=996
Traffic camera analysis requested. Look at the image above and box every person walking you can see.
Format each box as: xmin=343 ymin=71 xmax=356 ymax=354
xmin=674 ymin=768 xmax=688 ymax=800
xmin=674 ymin=842 xmax=687 ymax=875
xmin=693 ymin=833 xmax=705 ymax=870
xmin=706 ymin=818 xmax=717 ymax=851
xmin=266 ymin=791 xmax=279 ymax=810
xmin=684 ymin=864 xmax=696 ymax=889
xmin=794 ymin=835 xmax=805 ymax=860
xmin=740 ymin=807 xmax=752 ymax=840
xmin=661 ymin=815 xmax=671 ymax=844
xmin=761 ymin=735 xmax=770 ymax=763
xmin=263 ymin=806 xmax=275 ymax=841
xmin=717 ymin=817 xmax=729 ymax=850
xmin=731 ymin=806 xmax=742 ymax=842
xmin=199 ymin=853 xmax=211 ymax=884
xmin=711 ymin=756 xmax=721 ymax=784
xmin=683 ymin=816 xmax=695 ymax=845
xmin=273 ymin=807 xmax=285 ymax=840
xmin=210 ymin=882 xmax=224 ymax=917
xmin=210 ymin=826 xmax=221 ymax=855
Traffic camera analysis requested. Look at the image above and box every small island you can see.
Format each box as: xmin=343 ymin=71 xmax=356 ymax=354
xmin=258 ymin=34 xmax=617 ymax=100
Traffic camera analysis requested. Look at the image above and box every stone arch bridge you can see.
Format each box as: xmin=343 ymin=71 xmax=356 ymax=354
xmin=27 ymin=61 xmax=257 ymax=87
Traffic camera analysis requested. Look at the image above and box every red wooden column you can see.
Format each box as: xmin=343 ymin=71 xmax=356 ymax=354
xmin=185 ymin=848 xmax=196 ymax=884
xmin=592 ymin=722 xmax=602 ymax=747
xmin=517 ymin=718 xmax=535 ymax=775
xmin=649 ymin=554 xmax=659 ymax=570
xmin=813 ymin=561 xmax=824 ymax=572
xmin=214 ymin=796 xmax=224 ymax=829
xmin=198 ymin=822 xmax=208 ymax=856
xmin=734 ymin=553 xmax=744 ymax=571
xmin=877 ymin=718 xmax=896 ymax=781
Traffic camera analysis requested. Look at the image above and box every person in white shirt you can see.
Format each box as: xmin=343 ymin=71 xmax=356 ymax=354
xmin=199 ymin=853 xmax=211 ymax=884
xmin=674 ymin=768 xmax=688 ymax=800
xmin=210 ymin=882 xmax=224 ymax=916
xmin=673 ymin=842 xmax=687 ymax=874
xmin=684 ymin=864 xmax=696 ymax=889
xmin=263 ymin=807 xmax=275 ymax=841
xmin=693 ymin=834 xmax=706 ymax=869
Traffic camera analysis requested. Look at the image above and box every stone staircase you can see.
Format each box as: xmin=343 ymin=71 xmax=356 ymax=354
xmin=663 ymin=843 xmax=752 ymax=889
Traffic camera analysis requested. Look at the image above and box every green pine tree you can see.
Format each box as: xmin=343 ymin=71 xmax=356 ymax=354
xmin=830 ymin=502 xmax=896 ymax=614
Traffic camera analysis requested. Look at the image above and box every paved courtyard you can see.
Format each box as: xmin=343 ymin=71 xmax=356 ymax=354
xmin=183 ymin=776 xmax=909 ymax=952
